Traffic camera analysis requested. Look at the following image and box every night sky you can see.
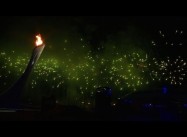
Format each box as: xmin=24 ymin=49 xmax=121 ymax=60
xmin=0 ymin=16 xmax=187 ymax=107
xmin=1 ymin=16 xmax=186 ymax=45
xmin=0 ymin=16 xmax=186 ymax=48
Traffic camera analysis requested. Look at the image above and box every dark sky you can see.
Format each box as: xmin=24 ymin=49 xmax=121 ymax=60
xmin=1 ymin=16 xmax=186 ymax=33
xmin=0 ymin=16 xmax=186 ymax=51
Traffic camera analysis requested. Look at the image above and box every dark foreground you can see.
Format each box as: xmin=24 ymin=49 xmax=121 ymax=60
xmin=1 ymin=88 xmax=187 ymax=121
xmin=1 ymin=104 xmax=187 ymax=121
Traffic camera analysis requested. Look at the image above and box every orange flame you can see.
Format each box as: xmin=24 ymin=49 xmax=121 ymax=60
xmin=35 ymin=34 xmax=43 ymax=46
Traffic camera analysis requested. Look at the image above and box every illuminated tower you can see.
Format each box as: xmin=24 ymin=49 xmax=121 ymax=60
xmin=0 ymin=34 xmax=45 ymax=108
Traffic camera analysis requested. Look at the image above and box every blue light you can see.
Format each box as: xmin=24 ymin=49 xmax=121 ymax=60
xmin=162 ymin=86 xmax=168 ymax=94
xmin=184 ymin=104 xmax=187 ymax=108
xmin=107 ymin=90 xmax=112 ymax=96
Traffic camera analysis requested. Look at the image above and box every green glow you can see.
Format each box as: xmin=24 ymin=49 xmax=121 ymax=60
xmin=0 ymin=30 xmax=186 ymax=107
